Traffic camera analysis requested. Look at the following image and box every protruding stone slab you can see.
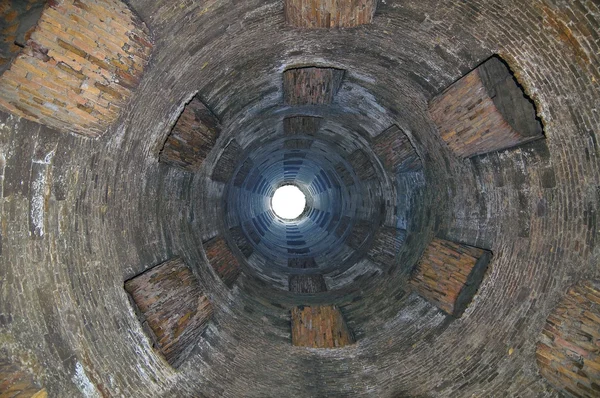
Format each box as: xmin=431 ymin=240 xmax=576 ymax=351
xmin=536 ymin=280 xmax=600 ymax=397
xmin=410 ymin=238 xmax=492 ymax=317
xmin=124 ymin=258 xmax=213 ymax=368
xmin=211 ymin=140 xmax=242 ymax=183
xmin=347 ymin=220 xmax=371 ymax=249
xmin=283 ymin=67 xmax=344 ymax=105
xmin=159 ymin=97 xmax=220 ymax=171
xmin=0 ymin=0 xmax=152 ymax=137
xmin=348 ymin=149 xmax=377 ymax=181
xmin=429 ymin=56 xmax=543 ymax=158
xmin=291 ymin=305 xmax=354 ymax=348
xmin=289 ymin=274 xmax=327 ymax=293
xmin=373 ymin=125 xmax=422 ymax=173
xmin=284 ymin=0 xmax=376 ymax=28
xmin=368 ymin=226 xmax=407 ymax=267
xmin=203 ymin=235 xmax=242 ymax=287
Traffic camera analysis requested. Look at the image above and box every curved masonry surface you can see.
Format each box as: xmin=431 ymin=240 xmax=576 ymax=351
xmin=0 ymin=0 xmax=598 ymax=397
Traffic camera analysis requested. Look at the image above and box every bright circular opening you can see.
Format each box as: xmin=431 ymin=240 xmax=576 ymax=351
xmin=271 ymin=185 xmax=306 ymax=220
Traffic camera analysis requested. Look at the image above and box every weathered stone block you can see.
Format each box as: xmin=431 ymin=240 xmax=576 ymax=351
xmin=291 ymin=305 xmax=354 ymax=348
xmin=536 ymin=280 xmax=600 ymax=397
xmin=373 ymin=125 xmax=422 ymax=173
xmin=283 ymin=66 xmax=344 ymax=105
xmin=410 ymin=238 xmax=492 ymax=317
xmin=0 ymin=0 xmax=153 ymax=137
xmin=429 ymin=56 xmax=543 ymax=158
xmin=124 ymin=258 xmax=213 ymax=368
xmin=284 ymin=0 xmax=376 ymax=28
xmin=159 ymin=97 xmax=220 ymax=171
xmin=203 ymin=235 xmax=242 ymax=287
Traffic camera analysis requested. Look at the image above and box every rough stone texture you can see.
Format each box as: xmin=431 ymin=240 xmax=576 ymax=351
xmin=291 ymin=306 xmax=354 ymax=348
xmin=288 ymin=257 xmax=318 ymax=268
xmin=536 ymin=280 xmax=600 ymax=397
xmin=211 ymin=139 xmax=242 ymax=183
xmin=348 ymin=149 xmax=377 ymax=181
xmin=373 ymin=124 xmax=422 ymax=173
xmin=283 ymin=115 xmax=322 ymax=136
xmin=367 ymin=226 xmax=407 ymax=268
xmin=429 ymin=56 xmax=544 ymax=158
xmin=0 ymin=356 xmax=47 ymax=397
xmin=0 ymin=0 xmax=598 ymax=396
xmin=289 ymin=274 xmax=327 ymax=293
xmin=0 ymin=0 xmax=152 ymax=137
xmin=124 ymin=258 xmax=213 ymax=368
xmin=283 ymin=66 xmax=344 ymax=105
xmin=284 ymin=0 xmax=376 ymax=28
xmin=202 ymin=235 xmax=242 ymax=287
xmin=159 ymin=96 xmax=220 ymax=171
xmin=410 ymin=238 xmax=492 ymax=317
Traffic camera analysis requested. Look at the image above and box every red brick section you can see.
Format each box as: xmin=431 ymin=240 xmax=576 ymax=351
xmin=159 ymin=97 xmax=220 ymax=171
xmin=203 ymin=235 xmax=242 ymax=287
xmin=291 ymin=305 xmax=354 ymax=348
xmin=0 ymin=356 xmax=47 ymax=397
xmin=410 ymin=238 xmax=490 ymax=317
xmin=124 ymin=258 xmax=213 ymax=368
xmin=283 ymin=66 xmax=344 ymax=105
xmin=0 ymin=0 xmax=152 ymax=138
xmin=536 ymin=281 xmax=600 ymax=397
xmin=284 ymin=0 xmax=375 ymax=28
xmin=373 ymin=125 xmax=422 ymax=173
xmin=429 ymin=57 xmax=543 ymax=158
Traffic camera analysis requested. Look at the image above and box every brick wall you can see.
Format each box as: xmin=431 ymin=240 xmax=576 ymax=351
xmin=0 ymin=0 xmax=152 ymax=137
xmin=284 ymin=0 xmax=376 ymax=28
xmin=410 ymin=238 xmax=491 ymax=317
xmin=203 ymin=235 xmax=242 ymax=287
xmin=211 ymin=140 xmax=242 ymax=183
xmin=367 ymin=226 xmax=407 ymax=268
xmin=283 ymin=66 xmax=344 ymax=105
xmin=159 ymin=96 xmax=220 ymax=171
xmin=372 ymin=125 xmax=422 ymax=173
xmin=289 ymin=274 xmax=327 ymax=293
xmin=283 ymin=115 xmax=322 ymax=136
xmin=348 ymin=149 xmax=377 ymax=181
xmin=536 ymin=280 xmax=600 ymax=397
xmin=124 ymin=258 xmax=213 ymax=368
xmin=429 ymin=56 xmax=543 ymax=158
xmin=291 ymin=305 xmax=354 ymax=348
